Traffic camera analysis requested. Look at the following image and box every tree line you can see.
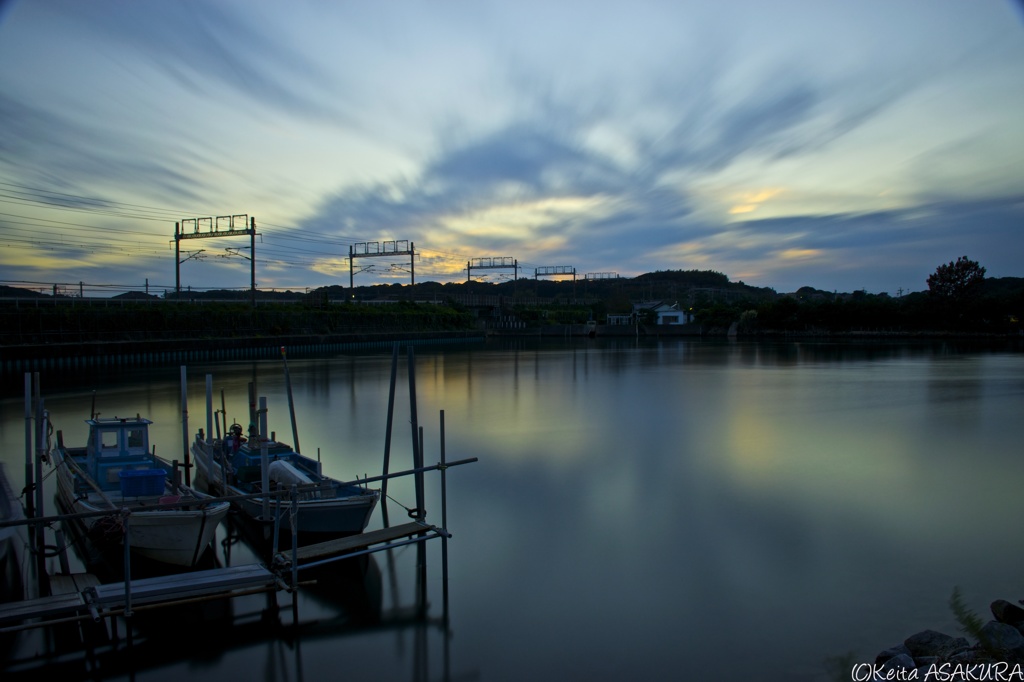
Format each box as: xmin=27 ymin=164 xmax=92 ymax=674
xmin=699 ymin=258 xmax=1022 ymax=335
xmin=1 ymin=258 xmax=1020 ymax=340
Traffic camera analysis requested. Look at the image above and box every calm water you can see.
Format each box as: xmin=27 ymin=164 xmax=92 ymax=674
xmin=1 ymin=338 xmax=1023 ymax=681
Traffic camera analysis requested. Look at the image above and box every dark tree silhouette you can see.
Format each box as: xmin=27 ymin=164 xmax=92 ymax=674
xmin=927 ymin=256 xmax=986 ymax=299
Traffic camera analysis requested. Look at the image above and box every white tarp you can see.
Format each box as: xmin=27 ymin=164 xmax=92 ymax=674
xmin=267 ymin=460 xmax=314 ymax=487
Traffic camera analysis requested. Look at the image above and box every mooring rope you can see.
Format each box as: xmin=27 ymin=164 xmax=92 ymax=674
xmin=383 ymin=492 xmax=424 ymax=519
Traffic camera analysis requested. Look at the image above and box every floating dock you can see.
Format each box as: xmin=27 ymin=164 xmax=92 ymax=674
xmin=1 ymin=511 xmax=457 ymax=633
xmin=0 ymin=564 xmax=275 ymax=630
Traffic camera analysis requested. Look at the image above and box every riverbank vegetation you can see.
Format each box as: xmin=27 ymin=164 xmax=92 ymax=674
xmin=1 ymin=258 xmax=1021 ymax=344
xmin=0 ymin=298 xmax=478 ymax=347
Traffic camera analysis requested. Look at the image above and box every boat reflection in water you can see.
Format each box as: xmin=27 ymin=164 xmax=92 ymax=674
xmin=3 ymin=498 xmax=462 ymax=682
xmin=5 ymin=349 xmax=474 ymax=682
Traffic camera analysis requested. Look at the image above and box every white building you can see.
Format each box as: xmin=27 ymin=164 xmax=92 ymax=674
xmin=608 ymin=301 xmax=694 ymax=325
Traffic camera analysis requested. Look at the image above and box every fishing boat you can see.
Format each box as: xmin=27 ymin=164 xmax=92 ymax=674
xmin=191 ymin=422 xmax=379 ymax=539
xmin=50 ymin=416 xmax=230 ymax=568
xmin=0 ymin=462 xmax=28 ymax=603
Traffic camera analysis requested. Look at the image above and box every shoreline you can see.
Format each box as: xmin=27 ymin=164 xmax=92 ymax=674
xmin=0 ymin=330 xmax=485 ymax=374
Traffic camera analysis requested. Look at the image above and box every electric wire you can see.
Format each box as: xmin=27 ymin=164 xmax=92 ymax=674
xmin=0 ymin=180 xmax=548 ymax=290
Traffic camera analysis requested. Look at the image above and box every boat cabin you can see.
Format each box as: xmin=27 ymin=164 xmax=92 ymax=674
xmin=83 ymin=417 xmax=159 ymax=491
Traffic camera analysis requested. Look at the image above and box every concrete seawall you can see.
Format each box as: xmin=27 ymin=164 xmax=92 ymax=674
xmin=1 ymin=330 xmax=486 ymax=374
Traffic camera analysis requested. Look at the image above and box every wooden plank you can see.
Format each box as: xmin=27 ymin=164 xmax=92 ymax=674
xmin=48 ymin=573 xmax=101 ymax=596
xmin=290 ymin=522 xmax=435 ymax=563
xmin=91 ymin=564 xmax=275 ymax=607
xmin=0 ymin=592 xmax=88 ymax=625
xmin=0 ymin=564 xmax=275 ymax=627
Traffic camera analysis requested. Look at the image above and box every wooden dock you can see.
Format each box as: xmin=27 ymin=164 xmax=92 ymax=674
xmin=281 ymin=521 xmax=442 ymax=565
xmin=0 ymin=564 xmax=276 ymax=630
xmin=0 ymin=522 xmax=444 ymax=631
xmin=3 ymin=361 xmax=479 ymax=677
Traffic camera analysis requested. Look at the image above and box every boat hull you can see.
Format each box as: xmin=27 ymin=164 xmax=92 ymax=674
xmin=51 ymin=449 xmax=229 ymax=568
xmin=192 ymin=440 xmax=378 ymax=538
xmin=0 ymin=463 xmax=28 ymax=603
xmin=234 ymin=492 xmax=378 ymax=535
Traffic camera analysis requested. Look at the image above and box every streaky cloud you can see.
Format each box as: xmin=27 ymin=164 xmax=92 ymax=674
xmin=0 ymin=93 xmax=205 ymax=203
xmin=44 ymin=1 xmax=356 ymax=127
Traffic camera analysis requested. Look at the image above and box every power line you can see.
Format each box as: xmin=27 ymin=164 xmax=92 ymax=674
xmin=0 ymin=210 xmax=168 ymax=237
xmin=0 ymin=181 xmax=561 ymax=285
xmin=0 ymin=181 xmax=198 ymax=219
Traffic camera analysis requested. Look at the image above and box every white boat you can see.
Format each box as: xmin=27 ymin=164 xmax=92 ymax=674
xmin=51 ymin=416 xmax=230 ymax=568
xmin=0 ymin=462 xmax=28 ymax=602
xmin=191 ymin=423 xmax=379 ymax=539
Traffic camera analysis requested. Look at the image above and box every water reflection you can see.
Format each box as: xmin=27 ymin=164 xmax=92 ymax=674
xmin=2 ymin=338 xmax=1023 ymax=681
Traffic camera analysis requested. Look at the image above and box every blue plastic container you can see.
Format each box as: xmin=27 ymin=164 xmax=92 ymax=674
xmin=118 ymin=468 xmax=166 ymax=497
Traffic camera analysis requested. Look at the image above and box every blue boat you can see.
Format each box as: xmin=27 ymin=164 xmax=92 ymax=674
xmin=191 ymin=423 xmax=379 ymax=539
xmin=51 ymin=417 xmax=230 ymax=568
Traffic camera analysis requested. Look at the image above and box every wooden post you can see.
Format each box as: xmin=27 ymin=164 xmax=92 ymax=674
xmin=407 ymin=347 xmax=428 ymax=616
xmin=407 ymin=347 xmax=424 ymax=520
xmin=290 ymin=484 xmax=299 ymax=590
xmin=281 ymin=347 xmax=300 ymax=453
xmin=381 ymin=343 xmax=399 ymax=527
xmin=180 ymin=366 xmax=191 ymax=486
xmin=23 ymin=374 xmax=33 ymax=521
xmin=32 ymin=374 xmax=46 ymax=586
xmin=219 ymin=388 xmax=227 ymax=440
xmin=440 ymin=409 xmax=450 ymax=626
xmin=205 ymin=374 xmax=214 ymax=449
xmin=247 ymin=382 xmax=257 ymax=440
xmin=122 ymin=512 xmax=133 ymax=617
xmin=416 ymin=425 xmax=427 ymax=617
xmin=259 ymin=396 xmax=270 ymax=523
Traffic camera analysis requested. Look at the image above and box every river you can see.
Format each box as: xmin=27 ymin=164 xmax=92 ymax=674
xmin=1 ymin=337 xmax=1022 ymax=681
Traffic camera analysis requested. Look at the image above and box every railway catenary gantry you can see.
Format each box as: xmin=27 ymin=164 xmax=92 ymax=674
xmin=349 ymin=240 xmax=416 ymax=289
xmin=174 ymin=215 xmax=256 ymax=306
xmin=466 ymin=257 xmax=518 ymax=283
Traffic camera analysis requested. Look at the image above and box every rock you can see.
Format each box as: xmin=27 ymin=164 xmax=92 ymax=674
xmin=876 ymin=643 xmax=913 ymax=665
xmin=904 ymin=630 xmax=957 ymax=657
xmin=949 ymin=649 xmax=977 ymax=664
xmin=980 ymin=620 xmax=1024 ymax=652
xmin=880 ymin=653 xmax=916 ymax=677
xmin=993 ymin=600 xmax=1024 ymax=627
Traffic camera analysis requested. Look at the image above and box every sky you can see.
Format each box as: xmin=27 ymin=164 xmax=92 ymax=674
xmin=0 ymin=0 xmax=1022 ymax=297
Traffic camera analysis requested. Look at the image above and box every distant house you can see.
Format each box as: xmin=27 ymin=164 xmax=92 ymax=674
xmin=608 ymin=301 xmax=694 ymax=326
